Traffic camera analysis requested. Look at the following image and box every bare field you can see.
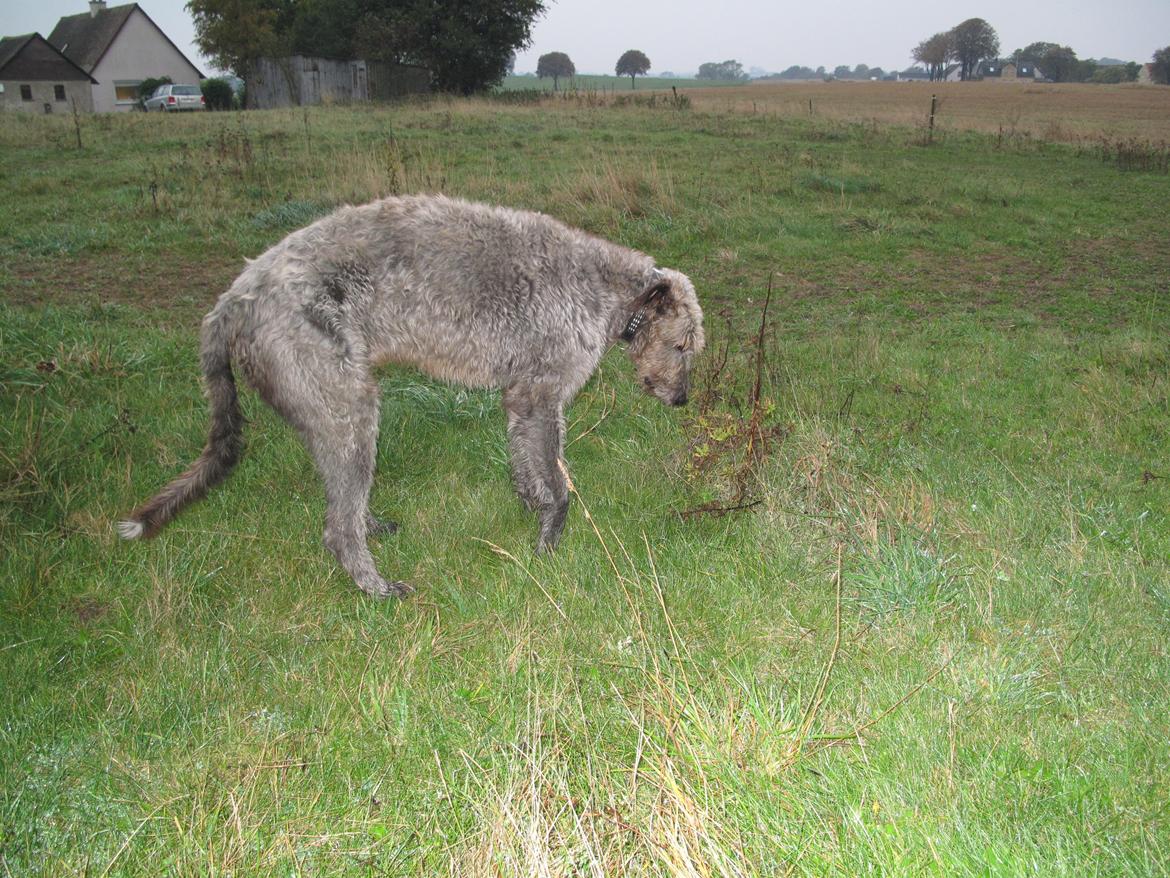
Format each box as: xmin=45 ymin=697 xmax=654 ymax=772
xmin=681 ymin=80 xmax=1170 ymax=141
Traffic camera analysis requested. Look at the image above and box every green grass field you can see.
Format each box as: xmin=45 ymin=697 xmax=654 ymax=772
xmin=2 ymin=95 xmax=1168 ymax=875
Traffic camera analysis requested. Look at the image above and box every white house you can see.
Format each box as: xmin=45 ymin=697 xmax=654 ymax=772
xmin=48 ymin=1 xmax=202 ymax=112
xmin=0 ymin=32 xmax=97 ymax=113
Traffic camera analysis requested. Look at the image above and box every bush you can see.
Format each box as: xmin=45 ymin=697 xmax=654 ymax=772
xmin=136 ymin=76 xmax=172 ymax=109
xmin=201 ymin=78 xmax=234 ymax=111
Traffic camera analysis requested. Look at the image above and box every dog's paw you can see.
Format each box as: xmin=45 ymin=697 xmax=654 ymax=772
xmin=360 ymin=576 xmax=414 ymax=600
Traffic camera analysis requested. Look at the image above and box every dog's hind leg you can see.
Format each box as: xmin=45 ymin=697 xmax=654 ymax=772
xmin=259 ymin=345 xmax=408 ymax=599
xmin=503 ymin=386 xmax=569 ymax=554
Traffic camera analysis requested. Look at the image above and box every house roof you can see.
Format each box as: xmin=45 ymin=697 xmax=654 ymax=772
xmin=0 ymin=34 xmax=34 ymax=72
xmin=48 ymin=3 xmax=137 ymax=72
xmin=0 ymin=32 xmax=98 ymax=82
xmin=48 ymin=3 xmax=203 ymax=78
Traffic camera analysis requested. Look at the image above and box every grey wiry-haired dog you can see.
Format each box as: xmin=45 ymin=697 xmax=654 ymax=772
xmin=119 ymin=195 xmax=704 ymax=598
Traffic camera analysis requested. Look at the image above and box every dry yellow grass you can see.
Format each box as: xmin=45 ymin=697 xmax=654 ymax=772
xmin=680 ymin=80 xmax=1170 ymax=141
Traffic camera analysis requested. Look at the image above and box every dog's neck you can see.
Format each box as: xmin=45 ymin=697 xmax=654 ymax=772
xmin=610 ymin=266 xmax=665 ymax=344
xmin=620 ymin=268 xmax=666 ymax=342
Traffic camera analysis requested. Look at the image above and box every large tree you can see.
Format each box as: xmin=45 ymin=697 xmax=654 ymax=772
xmin=188 ymin=0 xmax=294 ymax=77
xmin=913 ymin=32 xmax=952 ymax=81
xmin=949 ymin=18 xmax=999 ymax=81
xmin=187 ymin=0 xmax=545 ymax=94
xmin=352 ymin=0 xmax=545 ymax=94
xmin=1152 ymin=46 xmax=1170 ymax=84
xmin=615 ymin=49 xmax=650 ymax=88
xmin=536 ymin=51 xmax=575 ymax=90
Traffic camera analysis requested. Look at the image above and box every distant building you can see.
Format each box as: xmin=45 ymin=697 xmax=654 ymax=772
xmin=978 ymin=60 xmax=1038 ymax=81
xmin=48 ymin=1 xmax=203 ymax=112
xmin=0 ymin=32 xmax=96 ymax=112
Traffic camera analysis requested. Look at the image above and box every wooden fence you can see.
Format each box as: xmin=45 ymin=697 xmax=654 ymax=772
xmin=248 ymin=56 xmax=430 ymax=108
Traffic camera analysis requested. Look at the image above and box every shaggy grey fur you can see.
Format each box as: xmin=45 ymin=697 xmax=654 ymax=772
xmin=119 ymin=194 xmax=705 ymax=598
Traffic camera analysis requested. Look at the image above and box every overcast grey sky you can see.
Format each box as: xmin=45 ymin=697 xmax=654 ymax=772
xmin=3 ymin=0 xmax=1168 ymax=78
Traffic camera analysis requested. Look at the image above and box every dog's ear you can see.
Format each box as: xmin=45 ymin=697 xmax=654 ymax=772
xmin=636 ymin=276 xmax=673 ymax=314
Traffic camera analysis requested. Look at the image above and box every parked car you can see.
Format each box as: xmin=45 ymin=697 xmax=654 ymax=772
xmin=143 ymin=83 xmax=205 ymax=112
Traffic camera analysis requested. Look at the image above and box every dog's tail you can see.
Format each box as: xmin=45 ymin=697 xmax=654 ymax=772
xmin=117 ymin=309 xmax=244 ymax=540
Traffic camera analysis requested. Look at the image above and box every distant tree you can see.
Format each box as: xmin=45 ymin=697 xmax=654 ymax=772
xmin=777 ymin=65 xmax=818 ymax=80
xmin=1074 ymin=58 xmax=1099 ymax=83
xmin=537 ymin=51 xmax=575 ymax=90
xmin=870 ymin=67 xmax=885 ymax=80
xmin=816 ymin=65 xmax=826 ymax=77
xmin=1124 ymin=61 xmax=1141 ymax=81
xmin=1152 ymin=46 xmax=1170 ymax=84
xmin=1014 ymin=42 xmax=1079 ymax=82
xmin=949 ymin=18 xmax=999 ymax=80
xmin=832 ymin=64 xmax=851 ymax=79
xmin=852 ymin=63 xmax=870 ymax=80
xmin=913 ymin=32 xmax=952 ymax=81
xmin=615 ymin=49 xmax=651 ymax=88
xmin=1015 ymin=41 xmax=1060 ymax=65
xmin=696 ymin=60 xmax=746 ymax=81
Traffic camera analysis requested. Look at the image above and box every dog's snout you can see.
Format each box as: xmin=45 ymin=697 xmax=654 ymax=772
xmin=671 ymin=390 xmax=688 ymax=407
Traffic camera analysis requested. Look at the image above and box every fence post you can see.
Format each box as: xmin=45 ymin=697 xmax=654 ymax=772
xmin=928 ymin=93 xmax=937 ymax=143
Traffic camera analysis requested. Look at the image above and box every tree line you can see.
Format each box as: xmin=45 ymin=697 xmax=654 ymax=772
xmin=187 ymin=1 xmax=1170 ymax=94
xmin=913 ymin=18 xmax=1166 ymax=83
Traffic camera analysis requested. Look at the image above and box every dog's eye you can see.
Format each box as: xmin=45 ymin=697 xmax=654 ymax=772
xmin=674 ymin=344 xmax=687 ymax=352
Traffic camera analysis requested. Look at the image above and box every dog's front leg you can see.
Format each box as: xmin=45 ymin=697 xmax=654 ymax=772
xmin=503 ymin=387 xmax=569 ymax=553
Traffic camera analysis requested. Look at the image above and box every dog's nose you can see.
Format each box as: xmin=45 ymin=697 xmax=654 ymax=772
xmin=671 ymin=391 xmax=688 ymax=407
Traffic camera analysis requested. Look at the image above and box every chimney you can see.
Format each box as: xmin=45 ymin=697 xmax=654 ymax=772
xmin=89 ymin=0 xmax=107 ymax=17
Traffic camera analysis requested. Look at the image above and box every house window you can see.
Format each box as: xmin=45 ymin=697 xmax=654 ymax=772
xmin=20 ymin=84 xmax=33 ymax=101
xmin=114 ymin=81 xmax=141 ymax=104
xmin=55 ymin=84 xmax=67 ymax=102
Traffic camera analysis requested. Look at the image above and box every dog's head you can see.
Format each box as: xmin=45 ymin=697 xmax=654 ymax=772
xmin=624 ymin=268 xmax=705 ymax=407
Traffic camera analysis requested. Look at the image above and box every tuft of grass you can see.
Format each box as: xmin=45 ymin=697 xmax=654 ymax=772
xmin=249 ymin=199 xmax=333 ymax=230
xmin=849 ymin=531 xmax=965 ymax=618
xmin=801 ymin=171 xmax=883 ymax=195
